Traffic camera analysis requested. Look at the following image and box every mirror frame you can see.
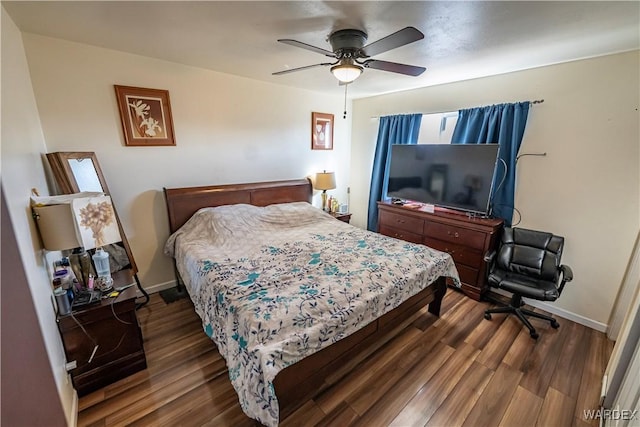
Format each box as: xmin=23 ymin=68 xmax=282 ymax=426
xmin=46 ymin=151 xmax=138 ymax=276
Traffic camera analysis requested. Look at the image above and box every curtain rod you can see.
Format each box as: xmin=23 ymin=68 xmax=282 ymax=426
xmin=370 ymin=99 xmax=544 ymax=119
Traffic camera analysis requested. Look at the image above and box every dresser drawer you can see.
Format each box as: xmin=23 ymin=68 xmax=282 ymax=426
xmin=377 ymin=201 xmax=503 ymax=301
xmin=379 ymin=224 xmax=423 ymax=244
xmin=423 ymin=237 xmax=484 ymax=268
xmin=379 ymin=209 xmax=424 ymax=234
xmin=455 ymin=263 xmax=480 ymax=287
xmin=424 ymin=221 xmax=486 ymax=250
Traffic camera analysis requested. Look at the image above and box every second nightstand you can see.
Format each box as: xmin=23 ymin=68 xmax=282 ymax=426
xmin=330 ymin=212 xmax=352 ymax=224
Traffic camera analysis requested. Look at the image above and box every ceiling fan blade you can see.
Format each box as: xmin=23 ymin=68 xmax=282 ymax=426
xmin=277 ymin=39 xmax=336 ymax=57
xmin=272 ymin=62 xmax=334 ymax=76
xmin=361 ymin=27 xmax=424 ymax=57
xmin=363 ymin=59 xmax=426 ymax=76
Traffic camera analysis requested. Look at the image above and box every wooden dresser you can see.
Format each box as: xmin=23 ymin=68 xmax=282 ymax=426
xmin=377 ymin=201 xmax=503 ymax=300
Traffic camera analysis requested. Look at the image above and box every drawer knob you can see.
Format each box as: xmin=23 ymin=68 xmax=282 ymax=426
xmin=447 ymin=231 xmax=460 ymax=238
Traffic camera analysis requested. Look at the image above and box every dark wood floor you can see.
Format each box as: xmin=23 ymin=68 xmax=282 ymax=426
xmin=78 ymin=289 xmax=613 ymax=427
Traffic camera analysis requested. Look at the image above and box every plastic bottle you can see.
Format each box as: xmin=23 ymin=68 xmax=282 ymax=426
xmin=92 ymin=247 xmax=111 ymax=281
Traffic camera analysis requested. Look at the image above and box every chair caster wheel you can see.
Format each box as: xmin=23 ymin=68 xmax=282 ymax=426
xmin=530 ymin=331 xmax=539 ymax=339
xmin=484 ymin=313 xmax=492 ymax=320
xmin=551 ymin=320 xmax=560 ymax=329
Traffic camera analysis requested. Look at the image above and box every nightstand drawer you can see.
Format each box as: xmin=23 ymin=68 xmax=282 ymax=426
xmin=424 ymin=221 xmax=486 ymax=250
xmin=379 ymin=210 xmax=424 ymax=234
xmin=424 ymin=237 xmax=484 ymax=268
xmin=379 ymin=224 xmax=423 ymax=244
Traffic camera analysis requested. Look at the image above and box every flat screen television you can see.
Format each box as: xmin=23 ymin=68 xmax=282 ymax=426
xmin=386 ymin=144 xmax=500 ymax=215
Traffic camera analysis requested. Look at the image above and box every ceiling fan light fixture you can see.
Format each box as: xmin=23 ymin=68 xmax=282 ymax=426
xmin=331 ymin=62 xmax=363 ymax=83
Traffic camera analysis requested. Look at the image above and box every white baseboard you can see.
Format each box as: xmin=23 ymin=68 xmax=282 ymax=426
xmin=70 ymin=390 xmax=78 ymax=427
xmin=491 ymin=288 xmax=608 ymax=332
xmin=137 ymin=279 xmax=177 ymax=296
xmin=523 ymin=299 xmax=608 ymax=332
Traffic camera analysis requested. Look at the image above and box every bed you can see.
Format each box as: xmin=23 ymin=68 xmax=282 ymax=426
xmin=163 ymin=179 xmax=459 ymax=426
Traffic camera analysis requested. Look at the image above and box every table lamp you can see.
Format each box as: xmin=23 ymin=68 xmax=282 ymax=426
xmin=32 ymin=194 xmax=121 ymax=289
xmin=315 ymin=171 xmax=336 ymax=211
xmin=33 ymin=203 xmax=92 ymax=288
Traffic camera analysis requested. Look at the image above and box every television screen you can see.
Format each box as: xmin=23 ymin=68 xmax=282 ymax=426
xmin=387 ymin=144 xmax=500 ymax=215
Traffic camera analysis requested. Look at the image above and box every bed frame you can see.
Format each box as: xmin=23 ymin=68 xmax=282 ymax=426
xmin=163 ymin=178 xmax=447 ymax=421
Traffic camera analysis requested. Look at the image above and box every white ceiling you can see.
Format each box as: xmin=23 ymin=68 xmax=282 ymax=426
xmin=4 ymin=1 xmax=639 ymax=99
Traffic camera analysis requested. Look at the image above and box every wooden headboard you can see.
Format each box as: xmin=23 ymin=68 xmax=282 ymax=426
xmin=163 ymin=178 xmax=313 ymax=233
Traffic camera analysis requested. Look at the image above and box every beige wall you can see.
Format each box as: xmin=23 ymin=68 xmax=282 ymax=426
xmin=1 ymin=8 xmax=76 ymax=424
xmin=21 ymin=34 xmax=352 ymax=292
xmin=349 ymin=51 xmax=640 ymax=327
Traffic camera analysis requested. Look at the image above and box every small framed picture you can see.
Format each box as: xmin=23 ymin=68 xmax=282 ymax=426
xmin=114 ymin=85 xmax=176 ymax=146
xmin=311 ymin=112 xmax=334 ymax=150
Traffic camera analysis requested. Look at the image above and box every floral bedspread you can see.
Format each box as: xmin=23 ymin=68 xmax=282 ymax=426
xmin=164 ymin=202 xmax=459 ymax=426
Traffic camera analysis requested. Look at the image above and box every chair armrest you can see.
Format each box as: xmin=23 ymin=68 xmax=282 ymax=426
xmin=484 ymin=250 xmax=496 ymax=263
xmin=557 ymin=264 xmax=573 ymax=295
xmin=561 ymin=265 xmax=573 ymax=282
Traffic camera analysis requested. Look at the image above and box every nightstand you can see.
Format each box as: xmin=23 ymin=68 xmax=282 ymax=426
xmin=330 ymin=212 xmax=352 ymax=224
xmin=57 ymin=269 xmax=146 ymax=396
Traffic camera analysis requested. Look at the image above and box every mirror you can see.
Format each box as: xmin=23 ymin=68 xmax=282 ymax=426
xmin=67 ymin=159 xmax=103 ymax=192
xmin=46 ymin=151 xmax=148 ymax=304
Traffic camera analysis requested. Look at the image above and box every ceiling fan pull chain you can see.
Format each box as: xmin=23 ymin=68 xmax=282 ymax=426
xmin=343 ymin=83 xmax=348 ymax=119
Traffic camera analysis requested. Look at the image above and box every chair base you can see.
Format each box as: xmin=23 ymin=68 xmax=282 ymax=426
xmin=484 ymin=294 xmax=559 ymax=339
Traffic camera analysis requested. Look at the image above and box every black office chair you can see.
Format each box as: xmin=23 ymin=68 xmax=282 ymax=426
xmin=483 ymin=227 xmax=573 ymax=339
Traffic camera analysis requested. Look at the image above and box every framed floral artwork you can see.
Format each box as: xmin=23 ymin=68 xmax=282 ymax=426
xmin=311 ymin=112 xmax=334 ymax=150
xmin=114 ymin=85 xmax=176 ymax=146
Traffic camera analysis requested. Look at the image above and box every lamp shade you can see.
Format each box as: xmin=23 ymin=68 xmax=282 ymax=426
xmin=331 ymin=62 xmax=363 ymax=83
xmin=315 ymin=171 xmax=336 ymax=191
xmin=32 ymin=193 xmax=121 ymax=251
xmin=33 ymin=204 xmax=82 ymax=251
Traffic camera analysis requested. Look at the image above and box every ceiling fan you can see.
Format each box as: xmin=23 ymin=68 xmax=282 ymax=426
xmin=273 ymin=26 xmax=426 ymax=84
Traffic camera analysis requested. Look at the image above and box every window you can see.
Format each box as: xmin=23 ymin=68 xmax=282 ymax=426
xmin=417 ymin=112 xmax=458 ymax=145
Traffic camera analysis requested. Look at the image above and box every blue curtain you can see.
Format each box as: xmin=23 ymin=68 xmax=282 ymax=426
xmin=367 ymin=114 xmax=422 ymax=231
xmin=451 ymin=102 xmax=530 ymax=226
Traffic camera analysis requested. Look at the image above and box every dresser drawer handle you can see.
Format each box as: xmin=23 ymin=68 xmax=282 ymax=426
xmin=447 ymin=231 xmax=460 ymax=238
xmin=445 ymin=248 xmax=456 ymax=255
xmin=396 ymin=219 xmax=405 ymax=224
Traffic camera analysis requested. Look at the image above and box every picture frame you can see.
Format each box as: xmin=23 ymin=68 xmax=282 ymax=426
xmin=311 ymin=112 xmax=334 ymax=150
xmin=114 ymin=85 xmax=176 ymax=146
